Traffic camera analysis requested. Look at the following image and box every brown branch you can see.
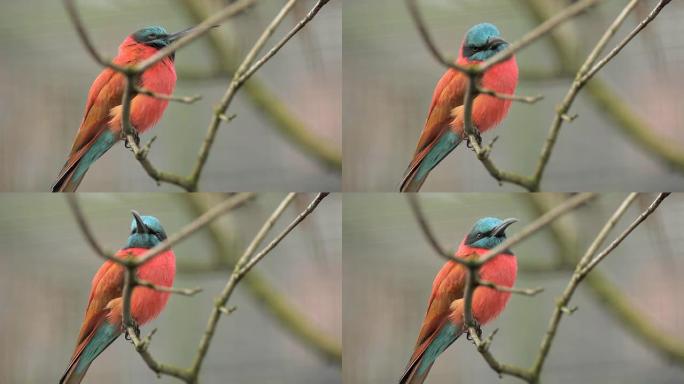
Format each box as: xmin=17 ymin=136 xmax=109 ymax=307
xmin=477 ymin=86 xmax=543 ymax=104
xmin=178 ymin=0 xmax=341 ymax=171
xmin=135 ymin=278 xmax=203 ymax=296
xmin=135 ymin=193 xmax=256 ymax=266
xmin=529 ymin=193 xmax=669 ymax=381
xmin=523 ymin=0 xmax=684 ymax=181
xmin=531 ymin=0 xmax=644 ymax=187
xmin=527 ymin=193 xmax=684 ymax=367
xmin=188 ymin=193 xmax=329 ymax=380
xmin=475 ymin=279 xmax=544 ymax=296
xmin=135 ymin=86 xmax=201 ymax=104
xmin=188 ymin=0 xmax=330 ymax=190
xmin=182 ymin=194 xmax=342 ymax=363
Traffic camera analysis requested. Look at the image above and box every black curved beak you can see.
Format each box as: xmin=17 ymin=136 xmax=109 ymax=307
xmin=131 ymin=210 xmax=148 ymax=234
xmin=487 ymin=37 xmax=507 ymax=49
xmin=168 ymin=25 xmax=219 ymax=43
xmin=492 ymin=218 xmax=517 ymax=237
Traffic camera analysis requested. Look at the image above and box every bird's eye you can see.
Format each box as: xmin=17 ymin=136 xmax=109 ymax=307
xmin=148 ymin=34 xmax=157 ymax=40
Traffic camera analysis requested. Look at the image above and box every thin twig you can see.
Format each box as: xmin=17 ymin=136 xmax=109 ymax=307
xmin=580 ymin=0 xmax=672 ymax=84
xmin=135 ymin=86 xmax=202 ymax=104
xmin=135 ymin=193 xmax=256 ymax=266
xmin=65 ymin=195 xmax=116 ymax=262
xmin=476 ymin=279 xmax=544 ymax=296
xmin=477 ymin=86 xmax=543 ymax=104
xmin=135 ymin=278 xmax=203 ymax=296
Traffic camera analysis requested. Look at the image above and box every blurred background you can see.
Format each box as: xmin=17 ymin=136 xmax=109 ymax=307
xmin=343 ymin=0 xmax=684 ymax=191
xmin=0 ymin=193 xmax=341 ymax=383
xmin=343 ymin=193 xmax=684 ymax=383
xmin=0 ymin=0 xmax=341 ymax=191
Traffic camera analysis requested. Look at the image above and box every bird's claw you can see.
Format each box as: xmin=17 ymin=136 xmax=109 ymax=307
xmin=465 ymin=129 xmax=482 ymax=149
xmin=124 ymin=320 xmax=141 ymax=342
xmin=124 ymin=131 xmax=141 ymax=151
xmin=465 ymin=319 xmax=482 ymax=341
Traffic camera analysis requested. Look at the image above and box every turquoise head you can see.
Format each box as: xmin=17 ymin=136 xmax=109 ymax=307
xmin=461 ymin=23 xmax=509 ymax=62
xmin=464 ymin=217 xmax=517 ymax=250
xmin=132 ymin=25 xmax=200 ymax=50
xmin=126 ymin=211 xmax=167 ymax=249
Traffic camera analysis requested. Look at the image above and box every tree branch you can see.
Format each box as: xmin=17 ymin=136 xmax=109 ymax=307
xmin=529 ymin=193 xmax=669 ymax=381
xmin=134 ymin=86 xmax=201 ymax=104
xmin=523 ymin=0 xmax=684 ymax=178
xmin=182 ymin=194 xmax=342 ymax=363
xmin=188 ymin=0 xmax=330 ymax=191
xmin=178 ymin=0 xmax=342 ymax=171
xmin=188 ymin=193 xmax=329 ymax=381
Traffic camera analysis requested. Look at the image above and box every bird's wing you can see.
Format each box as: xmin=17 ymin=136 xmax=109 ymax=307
xmin=73 ymin=259 xmax=125 ymax=350
xmin=68 ymin=69 xmax=126 ymax=156
xmin=411 ymin=69 xmax=467 ymax=157
xmin=399 ymin=70 xmax=468 ymax=191
xmin=400 ymin=254 xmax=479 ymax=383
xmin=413 ymin=259 xmax=469 ymax=349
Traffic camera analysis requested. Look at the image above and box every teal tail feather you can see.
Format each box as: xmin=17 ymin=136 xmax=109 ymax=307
xmin=399 ymin=322 xmax=462 ymax=384
xmin=60 ymin=321 xmax=120 ymax=384
xmin=51 ymin=131 xmax=117 ymax=192
xmin=399 ymin=132 xmax=461 ymax=192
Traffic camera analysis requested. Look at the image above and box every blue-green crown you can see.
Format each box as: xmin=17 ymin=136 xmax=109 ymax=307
xmin=462 ymin=23 xmax=509 ymax=62
xmin=464 ymin=217 xmax=516 ymax=250
xmin=132 ymin=26 xmax=170 ymax=49
xmin=126 ymin=212 xmax=167 ymax=249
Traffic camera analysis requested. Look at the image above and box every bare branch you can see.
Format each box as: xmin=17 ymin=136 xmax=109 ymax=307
xmin=62 ymin=0 xmax=130 ymax=73
xmin=580 ymin=193 xmax=670 ymax=276
xmin=476 ymin=279 xmax=544 ymax=296
xmin=478 ymin=193 xmax=597 ymax=265
xmin=135 ymin=86 xmax=201 ymax=104
xmin=189 ymin=193 xmax=329 ymax=379
xmin=477 ymin=86 xmax=543 ymax=104
xmin=135 ymin=193 xmax=256 ymax=266
xmin=134 ymin=0 xmax=256 ymax=72
xmin=65 ymin=195 xmax=119 ymax=263
xmin=406 ymin=194 xmax=454 ymax=261
xmin=135 ymin=278 xmax=203 ymax=296
xmin=531 ymin=0 xmax=671 ymax=188
xmin=189 ymin=0 xmax=329 ymax=190
xmin=529 ymin=193 xmax=670 ymax=380
xmin=581 ymin=0 xmax=672 ymax=84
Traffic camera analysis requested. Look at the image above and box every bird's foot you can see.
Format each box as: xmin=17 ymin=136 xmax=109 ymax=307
xmin=124 ymin=131 xmax=141 ymax=151
xmin=465 ymin=129 xmax=482 ymax=149
xmin=124 ymin=320 xmax=141 ymax=342
xmin=465 ymin=318 xmax=482 ymax=341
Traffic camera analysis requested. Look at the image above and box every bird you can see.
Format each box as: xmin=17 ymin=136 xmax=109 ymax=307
xmin=51 ymin=25 xmax=197 ymax=192
xmin=399 ymin=217 xmax=518 ymax=384
xmin=399 ymin=23 xmax=519 ymax=192
xmin=60 ymin=211 xmax=175 ymax=384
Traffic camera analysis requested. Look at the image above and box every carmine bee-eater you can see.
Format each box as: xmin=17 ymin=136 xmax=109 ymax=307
xmin=400 ymin=23 xmax=518 ymax=192
xmin=51 ymin=25 xmax=198 ymax=192
xmin=400 ymin=217 xmax=518 ymax=384
xmin=60 ymin=211 xmax=175 ymax=384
